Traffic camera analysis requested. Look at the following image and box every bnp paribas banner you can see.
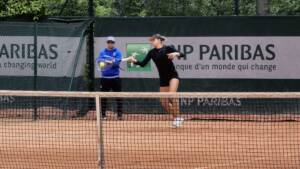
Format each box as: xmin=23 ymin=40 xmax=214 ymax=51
xmin=94 ymin=37 xmax=300 ymax=79
xmin=0 ymin=36 xmax=85 ymax=77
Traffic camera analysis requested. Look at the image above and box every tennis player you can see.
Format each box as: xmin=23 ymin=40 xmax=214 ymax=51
xmin=128 ymin=34 xmax=185 ymax=128
xmin=96 ymin=36 xmax=123 ymax=120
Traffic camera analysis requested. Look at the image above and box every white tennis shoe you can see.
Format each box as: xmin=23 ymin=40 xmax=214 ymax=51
xmin=172 ymin=117 xmax=184 ymax=128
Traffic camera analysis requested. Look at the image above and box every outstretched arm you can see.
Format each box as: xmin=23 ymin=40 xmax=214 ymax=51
xmin=128 ymin=52 xmax=152 ymax=67
xmin=166 ymin=46 xmax=185 ymax=60
xmin=167 ymin=52 xmax=185 ymax=60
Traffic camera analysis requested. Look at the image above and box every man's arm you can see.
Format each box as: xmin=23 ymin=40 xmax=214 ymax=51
xmin=96 ymin=51 xmax=105 ymax=63
xmin=112 ymin=50 xmax=122 ymax=67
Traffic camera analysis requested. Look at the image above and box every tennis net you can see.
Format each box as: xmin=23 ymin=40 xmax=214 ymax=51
xmin=0 ymin=90 xmax=299 ymax=169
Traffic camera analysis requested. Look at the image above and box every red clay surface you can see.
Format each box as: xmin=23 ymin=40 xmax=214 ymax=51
xmin=0 ymin=119 xmax=98 ymax=169
xmin=0 ymin=111 xmax=299 ymax=169
xmin=102 ymin=120 xmax=300 ymax=169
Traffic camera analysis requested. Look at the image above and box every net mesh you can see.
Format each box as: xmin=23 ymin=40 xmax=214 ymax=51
xmin=0 ymin=94 xmax=97 ymax=169
xmin=0 ymin=91 xmax=300 ymax=169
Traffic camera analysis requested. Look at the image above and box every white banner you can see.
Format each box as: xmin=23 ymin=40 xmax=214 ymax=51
xmin=0 ymin=36 xmax=85 ymax=77
xmin=95 ymin=37 xmax=300 ymax=79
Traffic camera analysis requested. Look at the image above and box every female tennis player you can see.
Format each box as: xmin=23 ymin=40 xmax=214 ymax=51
xmin=128 ymin=34 xmax=185 ymax=128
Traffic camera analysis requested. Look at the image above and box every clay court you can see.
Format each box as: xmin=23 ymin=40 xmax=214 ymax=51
xmin=1 ymin=1 xmax=300 ymax=168
xmin=0 ymin=112 xmax=299 ymax=169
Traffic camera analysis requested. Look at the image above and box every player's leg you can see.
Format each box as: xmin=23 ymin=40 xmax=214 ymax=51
xmin=159 ymin=76 xmax=171 ymax=113
xmin=168 ymin=78 xmax=180 ymax=117
xmin=169 ymin=78 xmax=183 ymax=127
xmin=101 ymin=78 xmax=111 ymax=119
xmin=159 ymin=77 xmax=183 ymax=127
xmin=159 ymin=86 xmax=170 ymax=114
xmin=159 ymin=78 xmax=179 ymax=118
xmin=112 ymin=78 xmax=123 ymax=120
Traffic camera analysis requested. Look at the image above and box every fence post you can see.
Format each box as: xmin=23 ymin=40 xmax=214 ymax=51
xmin=233 ymin=0 xmax=239 ymax=15
xmin=88 ymin=0 xmax=95 ymax=92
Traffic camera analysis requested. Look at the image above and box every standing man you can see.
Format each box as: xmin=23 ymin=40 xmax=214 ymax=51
xmin=96 ymin=36 xmax=123 ymax=120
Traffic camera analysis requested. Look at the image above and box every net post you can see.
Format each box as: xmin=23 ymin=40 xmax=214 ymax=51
xmin=95 ymin=95 xmax=103 ymax=169
xmin=33 ymin=21 xmax=38 ymax=121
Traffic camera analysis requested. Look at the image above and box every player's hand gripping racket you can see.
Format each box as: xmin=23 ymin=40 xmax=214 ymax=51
xmin=122 ymin=56 xmax=137 ymax=67
xmin=167 ymin=52 xmax=180 ymax=60
xmin=98 ymin=57 xmax=136 ymax=70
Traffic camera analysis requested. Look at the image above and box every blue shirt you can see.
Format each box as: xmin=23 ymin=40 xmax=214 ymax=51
xmin=96 ymin=48 xmax=122 ymax=78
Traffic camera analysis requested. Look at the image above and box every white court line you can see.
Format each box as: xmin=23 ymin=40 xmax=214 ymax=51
xmin=195 ymin=157 xmax=267 ymax=169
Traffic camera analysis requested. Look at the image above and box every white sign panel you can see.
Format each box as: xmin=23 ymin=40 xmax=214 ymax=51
xmin=0 ymin=36 xmax=85 ymax=77
xmin=95 ymin=36 xmax=300 ymax=79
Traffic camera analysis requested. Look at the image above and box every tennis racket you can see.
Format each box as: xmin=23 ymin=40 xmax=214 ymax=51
xmin=122 ymin=57 xmax=134 ymax=67
xmin=98 ymin=57 xmax=135 ymax=71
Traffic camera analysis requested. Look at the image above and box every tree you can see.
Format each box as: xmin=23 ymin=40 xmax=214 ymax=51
xmin=0 ymin=0 xmax=46 ymax=17
xmin=0 ymin=0 xmax=89 ymax=18
xmin=112 ymin=0 xmax=144 ymax=16
xmin=269 ymin=0 xmax=300 ymax=15
xmin=95 ymin=0 xmax=113 ymax=16
xmin=0 ymin=0 xmax=299 ymax=17
xmin=239 ymin=0 xmax=256 ymax=15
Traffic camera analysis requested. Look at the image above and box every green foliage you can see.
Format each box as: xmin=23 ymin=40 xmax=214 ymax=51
xmin=112 ymin=0 xmax=144 ymax=16
xmin=0 ymin=0 xmax=45 ymax=18
xmin=0 ymin=0 xmax=299 ymax=17
xmin=0 ymin=0 xmax=88 ymax=18
xmin=239 ymin=0 xmax=256 ymax=16
xmin=0 ymin=0 xmax=8 ymax=13
xmin=143 ymin=0 xmax=255 ymax=16
xmin=42 ymin=0 xmax=88 ymax=16
xmin=269 ymin=0 xmax=300 ymax=15
xmin=95 ymin=0 xmax=113 ymax=16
